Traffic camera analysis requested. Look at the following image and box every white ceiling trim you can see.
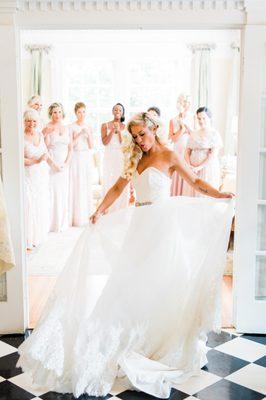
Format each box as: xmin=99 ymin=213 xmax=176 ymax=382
xmin=1 ymin=0 xmax=246 ymax=13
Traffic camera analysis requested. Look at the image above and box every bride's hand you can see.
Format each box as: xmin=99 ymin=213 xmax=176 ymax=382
xmin=218 ymin=191 xmax=235 ymax=199
xmin=90 ymin=210 xmax=101 ymax=224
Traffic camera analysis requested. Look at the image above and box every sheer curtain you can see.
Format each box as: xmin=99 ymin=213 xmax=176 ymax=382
xmin=25 ymin=45 xmax=52 ymax=108
xmin=31 ymin=47 xmax=42 ymax=95
xmin=189 ymin=43 xmax=216 ymax=110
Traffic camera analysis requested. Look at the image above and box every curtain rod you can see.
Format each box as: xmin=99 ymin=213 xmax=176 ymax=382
xmin=231 ymin=42 xmax=240 ymax=51
xmin=25 ymin=45 xmax=51 ymax=53
xmin=187 ymin=43 xmax=216 ymax=53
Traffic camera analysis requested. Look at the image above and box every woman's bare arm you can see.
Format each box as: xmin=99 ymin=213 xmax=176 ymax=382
xmin=168 ymin=120 xmax=174 ymax=141
xmin=46 ymin=157 xmax=61 ymax=172
xmin=72 ymin=131 xmax=80 ymax=146
xmin=44 ymin=134 xmax=62 ymax=171
xmin=183 ymin=123 xmax=194 ymax=136
xmin=64 ymin=142 xmax=73 ymax=165
xmin=24 ymin=157 xmax=41 ymax=166
xmin=101 ymin=123 xmax=114 ymax=146
xmin=90 ymin=177 xmax=130 ymax=223
xmin=169 ymin=119 xmax=185 ymax=143
xmin=44 ymin=132 xmax=51 ymax=148
xmin=170 ymin=152 xmax=233 ymax=198
xmin=87 ymin=127 xmax=94 ymax=149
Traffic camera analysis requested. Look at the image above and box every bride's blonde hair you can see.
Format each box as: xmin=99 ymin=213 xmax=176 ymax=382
xmin=121 ymin=112 xmax=164 ymax=180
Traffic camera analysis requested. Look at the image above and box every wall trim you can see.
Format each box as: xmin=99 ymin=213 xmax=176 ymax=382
xmin=0 ymin=1 xmax=246 ymax=13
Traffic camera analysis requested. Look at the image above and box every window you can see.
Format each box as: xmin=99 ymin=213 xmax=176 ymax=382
xmin=62 ymin=55 xmax=190 ymax=149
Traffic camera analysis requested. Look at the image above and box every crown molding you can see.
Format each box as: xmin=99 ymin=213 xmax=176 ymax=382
xmin=0 ymin=0 xmax=245 ymax=13
xmin=0 ymin=1 xmax=19 ymax=13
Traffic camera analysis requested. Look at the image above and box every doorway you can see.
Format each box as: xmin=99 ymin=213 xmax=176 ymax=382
xmin=20 ymin=28 xmax=240 ymax=329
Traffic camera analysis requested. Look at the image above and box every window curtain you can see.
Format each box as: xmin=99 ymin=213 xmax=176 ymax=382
xmin=31 ymin=48 xmax=43 ymax=96
xmin=189 ymin=43 xmax=216 ymax=110
xmin=25 ymin=45 xmax=52 ymax=103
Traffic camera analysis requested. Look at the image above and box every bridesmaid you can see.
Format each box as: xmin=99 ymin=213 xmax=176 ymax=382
xmin=147 ymin=106 xmax=168 ymax=143
xmin=24 ymin=109 xmax=50 ymax=250
xmin=27 ymin=95 xmax=45 ymax=131
xmin=44 ymin=103 xmax=73 ymax=232
xmin=101 ymin=103 xmax=129 ymax=212
xmin=69 ymin=102 xmax=94 ymax=226
xmin=183 ymin=106 xmax=223 ymax=197
xmin=147 ymin=106 xmax=161 ymax=118
xmin=169 ymin=93 xmax=194 ymax=196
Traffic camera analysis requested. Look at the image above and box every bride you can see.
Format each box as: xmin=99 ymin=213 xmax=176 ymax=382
xmin=18 ymin=112 xmax=234 ymax=399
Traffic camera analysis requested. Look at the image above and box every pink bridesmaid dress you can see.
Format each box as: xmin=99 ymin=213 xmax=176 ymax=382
xmin=47 ymin=127 xmax=71 ymax=232
xmin=182 ymin=129 xmax=223 ymax=197
xmin=68 ymin=123 xmax=94 ymax=226
xmin=102 ymin=123 xmax=129 ymax=213
xmin=170 ymin=114 xmax=194 ymax=196
xmin=24 ymin=132 xmax=50 ymax=249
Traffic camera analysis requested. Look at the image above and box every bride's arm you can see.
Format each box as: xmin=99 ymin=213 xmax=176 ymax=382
xmin=90 ymin=177 xmax=130 ymax=224
xmin=169 ymin=152 xmax=233 ymax=199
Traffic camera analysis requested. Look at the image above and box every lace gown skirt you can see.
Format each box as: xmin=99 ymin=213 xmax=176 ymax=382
xmin=17 ymin=196 xmax=233 ymax=398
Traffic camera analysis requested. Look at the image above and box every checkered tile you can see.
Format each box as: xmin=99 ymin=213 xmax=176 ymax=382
xmin=0 ymin=330 xmax=265 ymax=400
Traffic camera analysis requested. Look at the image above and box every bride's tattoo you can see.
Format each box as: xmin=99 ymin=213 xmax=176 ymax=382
xmin=198 ymin=186 xmax=208 ymax=194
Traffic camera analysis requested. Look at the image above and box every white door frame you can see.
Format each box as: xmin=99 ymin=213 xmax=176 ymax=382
xmin=234 ymin=24 xmax=266 ymax=332
xmin=0 ymin=0 xmax=265 ymax=334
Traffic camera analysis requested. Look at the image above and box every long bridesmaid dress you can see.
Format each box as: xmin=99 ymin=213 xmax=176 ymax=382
xmin=170 ymin=114 xmax=194 ymax=196
xmin=182 ymin=129 xmax=223 ymax=197
xmin=24 ymin=132 xmax=50 ymax=248
xmin=69 ymin=123 xmax=94 ymax=226
xmin=47 ymin=128 xmax=71 ymax=232
xmin=102 ymin=123 xmax=129 ymax=212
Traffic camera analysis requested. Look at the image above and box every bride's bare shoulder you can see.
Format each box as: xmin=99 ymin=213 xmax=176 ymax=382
xmin=161 ymin=148 xmax=179 ymax=163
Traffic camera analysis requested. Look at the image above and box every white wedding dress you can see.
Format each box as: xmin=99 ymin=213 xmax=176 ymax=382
xmin=17 ymin=167 xmax=233 ymax=399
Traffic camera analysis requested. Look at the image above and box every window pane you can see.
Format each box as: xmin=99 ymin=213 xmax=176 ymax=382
xmin=261 ymin=95 xmax=266 ymax=147
xmin=257 ymin=205 xmax=266 ymax=250
xmin=0 ymin=273 xmax=7 ymax=302
xmin=259 ymin=153 xmax=266 ymax=199
xmin=255 ymin=256 xmax=266 ymax=300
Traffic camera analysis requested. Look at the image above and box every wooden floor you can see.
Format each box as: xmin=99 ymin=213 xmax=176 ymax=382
xmin=28 ymin=276 xmax=57 ymax=329
xmin=28 ymin=275 xmax=233 ymax=329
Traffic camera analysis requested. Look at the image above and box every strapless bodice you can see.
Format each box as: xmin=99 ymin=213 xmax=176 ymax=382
xmin=133 ymin=167 xmax=171 ymax=204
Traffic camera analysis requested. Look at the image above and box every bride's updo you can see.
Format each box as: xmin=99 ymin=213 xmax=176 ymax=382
xmin=121 ymin=112 xmax=163 ymax=180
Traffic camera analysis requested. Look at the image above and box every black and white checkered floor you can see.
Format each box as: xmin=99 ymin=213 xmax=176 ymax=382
xmin=0 ymin=330 xmax=265 ymax=400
